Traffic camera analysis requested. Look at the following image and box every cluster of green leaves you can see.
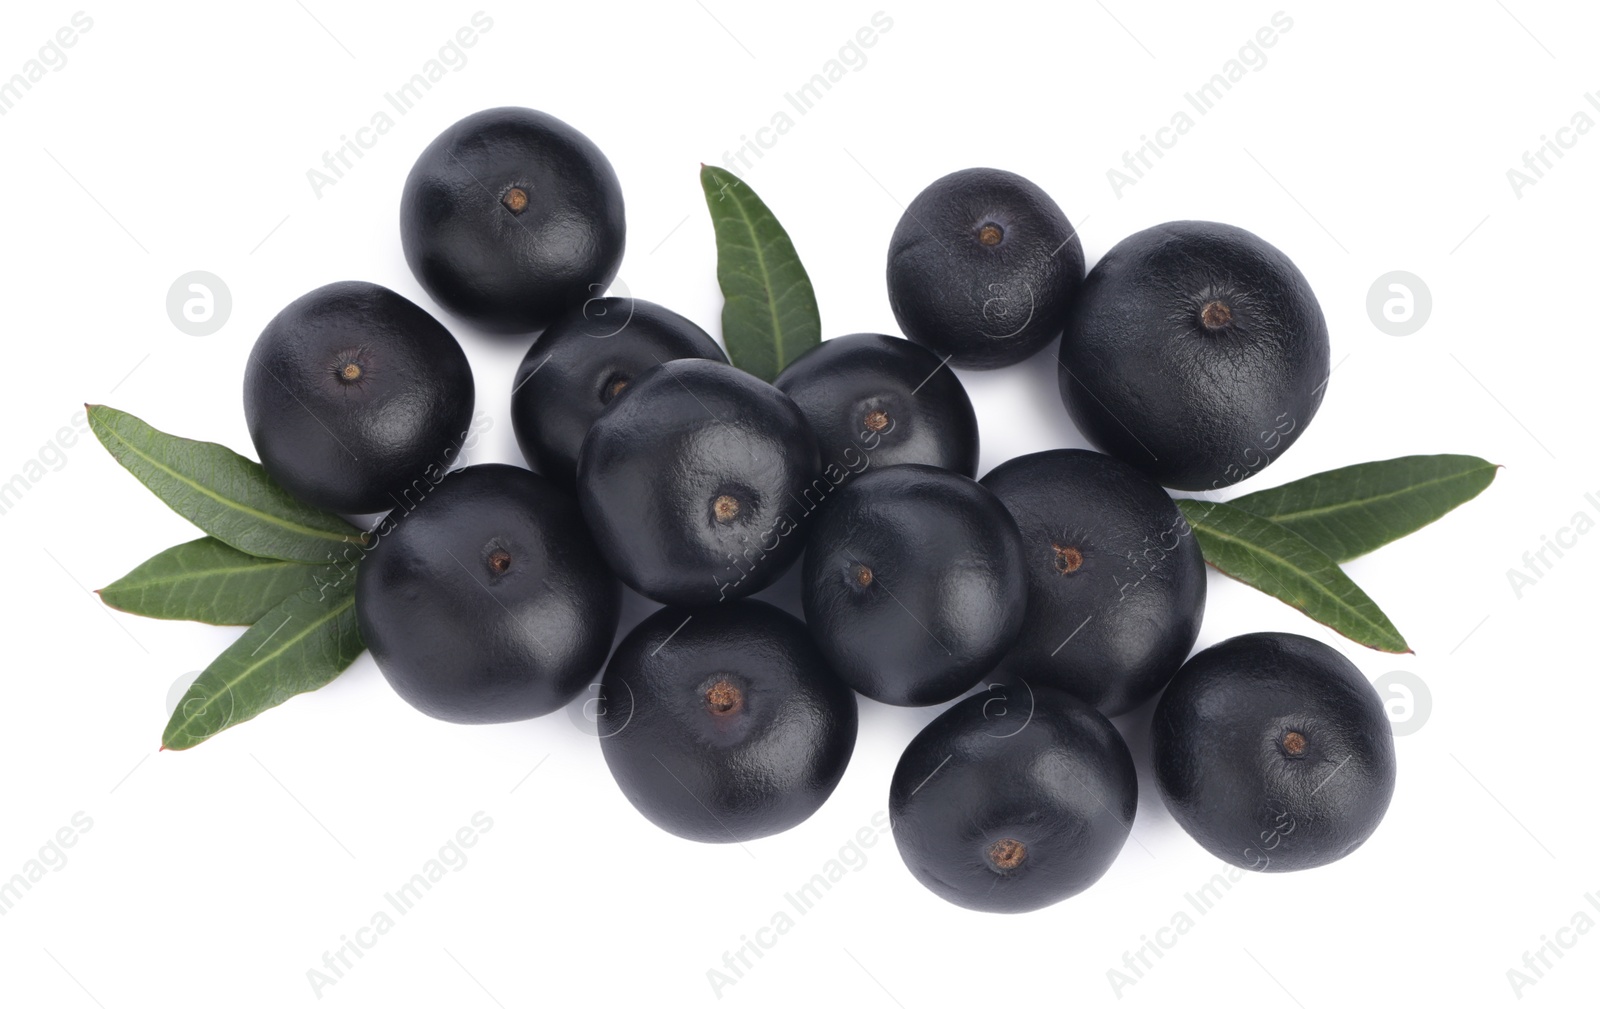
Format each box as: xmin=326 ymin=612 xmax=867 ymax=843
xmin=89 ymin=405 xmax=368 ymax=750
xmin=1176 ymin=456 xmax=1498 ymax=652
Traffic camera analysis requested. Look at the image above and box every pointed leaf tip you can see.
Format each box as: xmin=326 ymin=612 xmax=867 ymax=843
xmin=699 ymin=165 xmax=820 ymax=381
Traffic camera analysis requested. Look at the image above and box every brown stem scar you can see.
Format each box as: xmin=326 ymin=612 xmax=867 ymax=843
xmin=713 ymin=495 xmax=740 ymax=523
xmin=705 ymin=680 xmax=743 ymax=715
xmin=503 ymin=187 xmax=529 ymax=213
xmin=1053 ymin=544 xmax=1083 ymax=574
xmin=1282 ymin=730 xmax=1307 ymax=756
xmin=987 ymin=837 xmax=1026 ymax=871
xmin=1201 ymin=300 xmax=1233 ymax=330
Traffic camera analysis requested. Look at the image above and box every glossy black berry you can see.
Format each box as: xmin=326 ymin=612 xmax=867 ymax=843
xmin=243 ymin=280 xmax=474 ymax=515
xmin=981 ymin=449 xmax=1206 ymax=716
xmin=355 ymin=464 xmax=620 ymax=723
xmin=510 ymin=297 xmax=726 ymax=486
xmin=1152 ymin=632 xmax=1397 ymax=872
xmin=802 ymin=465 xmax=1027 ymax=706
xmin=887 ymin=168 xmax=1085 ymax=369
xmin=578 ymin=358 xmax=820 ymax=605
xmin=598 ymin=600 xmax=858 ymax=843
xmin=1058 ymin=221 xmax=1330 ymax=490
xmin=400 ymin=107 xmax=625 ymax=333
xmin=890 ymin=683 xmax=1137 ymax=912
xmin=774 ymin=332 xmax=979 ymax=479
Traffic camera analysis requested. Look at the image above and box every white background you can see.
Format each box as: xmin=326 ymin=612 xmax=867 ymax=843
xmin=1 ymin=2 xmax=1596 ymax=1006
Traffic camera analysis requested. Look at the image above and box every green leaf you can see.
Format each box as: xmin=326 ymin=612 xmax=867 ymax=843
xmin=700 ymin=165 xmax=821 ymax=381
xmin=99 ymin=537 xmax=341 ymax=626
xmin=87 ymin=404 xmax=366 ymax=564
xmin=162 ymin=581 xmax=364 ymax=751
xmin=1224 ymin=454 xmax=1499 ymax=562
xmin=1176 ymin=500 xmax=1411 ymax=653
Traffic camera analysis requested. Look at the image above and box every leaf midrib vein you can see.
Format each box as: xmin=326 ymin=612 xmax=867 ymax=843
xmin=1240 ymin=468 xmax=1488 ymax=523
xmin=100 ymin=419 xmax=358 ymax=547
xmin=167 ymin=594 xmax=354 ymax=739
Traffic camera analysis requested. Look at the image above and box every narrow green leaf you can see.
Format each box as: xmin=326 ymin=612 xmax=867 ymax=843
xmin=1224 ymin=454 xmax=1499 ymax=562
xmin=162 ymin=582 xmax=364 ymax=751
xmin=700 ymin=165 xmax=821 ymax=381
xmin=99 ymin=537 xmax=340 ymax=625
xmin=1176 ymin=500 xmax=1410 ymax=653
xmin=87 ymin=404 xmax=365 ymax=564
